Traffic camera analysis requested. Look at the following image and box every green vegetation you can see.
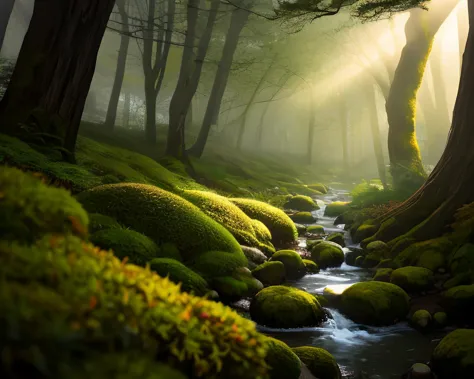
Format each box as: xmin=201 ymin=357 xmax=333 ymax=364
xmin=326 ymin=232 xmax=345 ymax=246
xmin=292 ymin=346 xmax=342 ymax=379
xmin=307 ymin=225 xmax=325 ymax=234
xmin=252 ymin=261 xmax=286 ymax=286
xmin=264 ymin=337 xmax=301 ymax=379
xmin=88 ymin=213 xmax=122 ymax=234
xmin=390 ymin=266 xmax=434 ymax=293
xmin=303 ymin=259 xmax=320 ymax=274
xmin=270 ymin=250 xmax=306 ymax=280
xmin=373 ymin=268 xmax=393 ymax=282
xmin=290 ymin=211 xmax=316 ymax=224
xmin=324 ymin=201 xmax=350 ymax=217
xmin=283 ymin=195 xmax=319 ymax=212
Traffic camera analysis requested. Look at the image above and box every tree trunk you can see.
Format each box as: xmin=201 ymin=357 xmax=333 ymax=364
xmin=0 ymin=0 xmax=15 ymax=53
xmin=166 ymin=0 xmax=220 ymax=159
xmin=188 ymin=3 xmax=250 ymax=157
xmin=123 ymin=91 xmax=130 ymax=128
xmin=256 ymin=101 xmax=271 ymax=149
xmin=369 ymin=0 xmax=474 ymax=247
xmin=0 ymin=0 xmax=115 ymax=159
xmin=104 ymin=0 xmax=129 ymax=131
xmin=386 ymin=1 xmax=459 ymax=189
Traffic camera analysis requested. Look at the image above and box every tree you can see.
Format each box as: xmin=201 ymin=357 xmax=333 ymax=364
xmin=0 ymin=0 xmax=15 ymax=53
xmin=0 ymin=0 xmax=116 ymax=160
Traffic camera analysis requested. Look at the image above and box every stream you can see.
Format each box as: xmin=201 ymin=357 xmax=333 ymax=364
xmin=260 ymin=188 xmax=444 ymax=379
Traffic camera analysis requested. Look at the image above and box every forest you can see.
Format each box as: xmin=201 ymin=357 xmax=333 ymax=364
xmin=1 ymin=0 xmax=474 ymax=378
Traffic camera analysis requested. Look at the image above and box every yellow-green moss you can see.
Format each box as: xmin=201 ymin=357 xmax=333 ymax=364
xmin=290 ymin=212 xmax=316 ymax=224
xmin=284 ymin=195 xmax=319 ymax=212
xmin=88 ymin=213 xmax=122 ymax=234
xmin=307 ymin=225 xmax=325 ymax=234
xmin=353 ymin=223 xmax=378 ymax=243
xmin=303 ymin=259 xmax=320 ymax=274
xmin=396 ymin=237 xmax=453 ymax=272
xmin=390 ymin=266 xmax=434 ymax=293
xmin=212 ymin=276 xmax=250 ymax=299
xmin=410 ymin=309 xmax=431 ymax=329
xmin=449 ymin=243 xmax=474 ymax=277
xmin=307 ymin=183 xmax=328 ymax=194
xmin=250 ymin=286 xmax=325 ymax=328
xmin=270 ymin=250 xmax=306 ymax=280
xmin=324 ymin=202 xmax=350 ymax=217
xmin=340 ymin=281 xmax=410 ymax=326
xmin=292 ymin=346 xmax=341 ymax=379
xmin=252 ymin=261 xmax=286 ymax=286
xmin=0 ymin=166 xmax=89 ymax=242
xmin=373 ymin=268 xmax=393 ymax=283
xmin=252 ymin=219 xmax=273 ymax=246
xmin=264 ymin=337 xmax=301 ymax=379
xmin=186 ymin=249 xmax=248 ymax=281
xmin=309 ymin=241 xmax=344 ymax=269
xmin=433 ymin=312 xmax=447 ymax=327
xmin=326 ymin=232 xmax=345 ymax=247
xmin=230 ymin=198 xmax=297 ymax=246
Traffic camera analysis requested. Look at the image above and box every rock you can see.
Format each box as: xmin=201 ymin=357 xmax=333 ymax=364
xmin=284 ymin=195 xmax=319 ymax=212
xmin=390 ymin=267 xmax=435 ymax=293
xmin=433 ymin=312 xmax=447 ymax=327
xmin=431 ymin=329 xmax=474 ymax=379
xmin=340 ymin=281 xmax=410 ymax=326
xmin=291 ymin=212 xmax=317 ymax=224
xmin=309 ymin=241 xmax=344 ymax=269
xmin=396 ymin=237 xmax=453 ymax=272
xmin=410 ymin=309 xmax=432 ymax=330
xmin=333 ymin=214 xmax=345 ymax=225
xmin=307 ymin=183 xmax=328 ymax=194
xmin=265 ymin=337 xmax=302 ymax=379
xmin=303 ymin=259 xmax=320 ymax=274
xmin=355 ymin=256 xmax=365 ymax=267
xmin=295 ymin=223 xmax=307 ymax=236
xmin=449 ymin=243 xmax=474 ymax=276
xmin=292 ymin=346 xmax=342 ymax=379
xmin=250 ymin=286 xmax=326 ymax=328
xmin=366 ymin=240 xmax=389 ymax=258
xmin=252 ymin=261 xmax=286 ymax=286
xmin=307 ymin=225 xmax=325 ymax=235
xmin=376 ymin=259 xmax=400 ymax=269
xmin=270 ymin=250 xmax=307 ymax=280
xmin=362 ymin=254 xmax=381 ymax=268
xmin=441 ymin=284 xmax=474 ymax=320
xmin=345 ymin=249 xmax=364 ymax=266
xmin=324 ymin=201 xmax=350 ymax=217
xmin=442 ymin=272 xmax=471 ymax=290
xmin=407 ymin=363 xmax=432 ymax=379
xmin=241 ymin=246 xmax=267 ymax=269
xmin=88 ymin=213 xmax=121 ymax=234
xmin=373 ymin=268 xmax=393 ymax=283
xmin=353 ymin=223 xmax=378 ymax=243
xmin=326 ymin=232 xmax=345 ymax=247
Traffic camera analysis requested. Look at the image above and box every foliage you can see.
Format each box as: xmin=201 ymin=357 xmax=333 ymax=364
xmin=88 ymin=213 xmax=122 ymax=234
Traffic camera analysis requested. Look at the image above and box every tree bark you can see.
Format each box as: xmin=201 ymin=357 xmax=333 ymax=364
xmin=104 ymin=0 xmax=129 ymax=131
xmin=188 ymin=2 xmax=250 ymax=157
xmin=0 ymin=0 xmax=15 ymax=53
xmin=123 ymin=91 xmax=130 ymax=128
xmin=0 ymin=0 xmax=115 ymax=159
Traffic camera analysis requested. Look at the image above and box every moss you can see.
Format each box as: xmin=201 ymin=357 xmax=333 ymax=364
xmin=433 ymin=312 xmax=447 ymax=327
xmin=181 ymin=190 xmax=274 ymax=255
xmin=295 ymin=223 xmax=307 ymax=236
xmin=270 ymin=250 xmax=306 ymax=280
xmin=326 ymin=232 xmax=345 ymax=247
xmin=449 ymin=243 xmax=474 ymax=277
xmin=77 ymin=183 xmax=246 ymax=279
xmin=362 ymin=254 xmax=381 ymax=268
xmin=417 ymin=250 xmax=445 ymax=272
xmin=265 ymin=337 xmax=301 ymax=379
xmin=432 ymin=329 xmax=474 ymax=379
xmin=396 ymin=237 xmax=453 ymax=272
xmin=230 ymin=198 xmax=297 ymax=246
xmin=159 ymin=242 xmax=183 ymax=261
xmin=373 ymin=268 xmax=393 ymax=282
xmin=250 ymin=286 xmax=326 ymax=328
xmin=376 ymin=259 xmax=400 ymax=269
xmin=307 ymin=183 xmax=328 ymax=194
xmin=0 ymin=235 xmax=269 ymax=378
xmin=307 ymin=225 xmax=325 ymax=234
xmin=284 ymin=195 xmax=319 ymax=212
xmin=355 ymin=256 xmax=364 ymax=267
xmin=340 ymin=281 xmax=410 ymax=326
xmin=0 ymin=166 xmax=89 ymax=242
xmin=292 ymin=346 xmax=341 ymax=379
xmin=303 ymin=259 xmax=320 ymax=274
xmin=148 ymin=258 xmax=210 ymax=296
xmin=443 ymin=272 xmax=471 ymax=290
xmin=252 ymin=261 xmax=286 ymax=286
xmin=410 ymin=309 xmax=431 ymax=329
xmin=366 ymin=240 xmax=388 ymax=257
xmin=441 ymin=284 xmax=474 ymax=318
xmin=309 ymin=241 xmax=344 ymax=269
xmin=212 ymin=276 xmax=250 ymax=299
xmin=252 ymin=219 xmax=274 ymax=247
xmin=353 ymin=223 xmax=378 ymax=243
xmin=324 ymin=201 xmax=350 ymax=217
xmin=290 ymin=211 xmax=316 ymax=224
xmin=88 ymin=213 xmax=121 ymax=234
xmin=390 ymin=266 xmax=434 ymax=293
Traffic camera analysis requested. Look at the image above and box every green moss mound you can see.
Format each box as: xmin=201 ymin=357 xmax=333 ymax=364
xmin=340 ymin=281 xmax=410 ymax=326
xmin=326 ymin=232 xmax=345 ymax=247
xmin=0 ymin=235 xmax=268 ymax=378
xmin=77 ymin=183 xmax=246 ymax=279
xmin=252 ymin=261 xmax=286 ymax=286
xmin=432 ymin=329 xmax=474 ymax=379
xmin=148 ymin=258 xmax=210 ymax=296
xmin=230 ymin=198 xmax=297 ymax=246
xmin=396 ymin=237 xmax=453 ymax=272
xmin=303 ymin=259 xmax=320 ymax=274
xmin=252 ymin=219 xmax=273 ymax=245
xmin=182 ymin=190 xmax=274 ymax=255
xmin=292 ymin=346 xmax=341 ymax=379
xmin=410 ymin=309 xmax=432 ymax=329
xmin=373 ymin=268 xmax=393 ymax=283
xmin=270 ymin=250 xmax=306 ymax=280
xmin=90 ymin=228 xmax=159 ymax=266
xmin=309 ymin=241 xmax=344 ymax=269
xmin=308 ymin=183 xmax=328 ymax=194
xmin=324 ymin=202 xmax=350 ymax=217
xmin=284 ymin=195 xmax=319 ymax=212
xmin=88 ymin=213 xmax=122 ymax=234
xmin=307 ymin=225 xmax=325 ymax=234
xmin=290 ymin=211 xmax=316 ymax=224
xmin=441 ymin=284 xmax=474 ymax=319
xmin=353 ymin=223 xmax=378 ymax=243
xmin=250 ymin=286 xmax=326 ymax=328
xmin=0 ymin=166 xmax=89 ymax=242
xmin=264 ymin=337 xmax=301 ymax=379
xmin=390 ymin=266 xmax=435 ymax=293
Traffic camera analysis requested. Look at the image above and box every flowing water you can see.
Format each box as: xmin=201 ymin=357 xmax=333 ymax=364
xmin=259 ymin=188 xmax=444 ymax=379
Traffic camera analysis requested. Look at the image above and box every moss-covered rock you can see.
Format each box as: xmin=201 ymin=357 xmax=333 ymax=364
xmin=250 ymin=286 xmax=326 ymax=328
xmin=290 ymin=211 xmax=316 ymax=224
xmin=292 ymin=346 xmax=342 ymax=379
xmin=241 ymin=245 xmax=267 ymax=269
xmin=449 ymin=243 xmax=474 ymax=277
xmin=88 ymin=213 xmax=121 ymax=234
xmin=324 ymin=201 xmax=350 ymax=217
xmin=362 ymin=254 xmax=381 ymax=268
xmin=270 ymin=250 xmax=306 ymax=280
xmin=148 ymin=258 xmax=210 ymax=296
xmin=390 ymin=267 xmax=435 ymax=293
xmin=431 ymin=329 xmax=474 ymax=379
xmin=373 ymin=268 xmax=393 ymax=283
xmin=0 ymin=166 xmax=89 ymax=242
xmin=340 ymin=281 xmax=410 ymax=326
xmin=230 ymin=197 xmax=298 ymax=246
xmin=252 ymin=219 xmax=274 ymax=249
xmin=376 ymin=259 xmax=400 ymax=270
xmin=353 ymin=223 xmax=378 ymax=243
xmin=307 ymin=225 xmax=325 ymax=235
xmin=396 ymin=237 xmax=453 ymax=273
xmin=212 ymin=276 xmax=250 ymax=299
xmin=443 ymin=272 xmax=471 ymax=290
xmin=284 ymin=195 xmax=319 ymax=212
xmin=309 ymin=241 xmax=344 ymax=269
xmin=366 ymin=240 xmax=389 ymax=258
xmin=410 ymin=309 xmax=432 ymax=330
xmin=441 ymin=284 xmax=474 ymax=319
xmin=433 ymin=311 xmax=447 ymax=327
xmin=303 ymin=259 xmax=320 ymax=274
xmin=252 ymin=261 xmax=286 ymax=286
xmin=295 ymin=223 xmax=307 ymax=236
xmin=354 ymin=256 xmax=365 ymax=267
xmin=265 ymin=337 xmax=301 ymax=379
xmin=326 ymin=232 xmax=345 ymax=247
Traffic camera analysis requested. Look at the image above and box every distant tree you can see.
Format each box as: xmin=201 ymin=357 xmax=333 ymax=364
xmin=0 ymin=0 xmax=15 ymax=53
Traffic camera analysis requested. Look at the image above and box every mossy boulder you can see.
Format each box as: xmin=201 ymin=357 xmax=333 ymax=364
xmin=241 ymin=245 xmax=267 ymax=269
xmin=250 ymin=286 xmax=326 ymax=328
xmin=354 ymin=256 xmax=365 ymax=267
xmin=396 ymin=237 xmax=453 ymax=273
xmin=373 ymin=268 xmax=393 ymax=283
xmin=148 ymin=258 xmax=210 ymax=296
xmin=252 ymin=261 xmax=286 ymax=286
xmin=90 ymin=228 xmax=160 ymax=266
xmin=410 ymin=309 xmax=432 ymax=330
xmin=303 ymin=259 xmax=320 ymax=274
xmin=307 ymin=225 xmax=325 ymax=235
xmin=443 ymin=272 xmax=471 ymax=290
xmin=390 ymin=267 xmax=435 ymax=293
xmin=182 ymin=190 xmax=275 ymax=255
xmin=376 ymin=259 xmax=400 ymax=270
xmin=284 ymin=195 xmax=319 ymax=212
xmin=270 ymin=250 xmax=306 ymax=280
xmin=309 ymin=241 xmax=344 ymax=269
xmin=290 ymin=211 xmax=316 ymax=224
xmin=295 ymin=223 xmax=307 ymax=236
xmin=441 ymin=284 xmax=474 ymax=319
xmin=324 ymin=201 xmax=350 ymax=217
xmin=353 ymin=223 xmax=378 ymax=243
xmin=212 ymin=276 xmax=252 ymax=299
xmin=265 ymin=337 xmax=301 ymax=379
xmin=88 ymin=213 xmax=121 ymax=234
xmin=449 ymin=243 xmax=474 ymax=276
xmin=292 ymin=346 xmax=342 ymax=379
xmin=433 ymin=312 xmax=447 ymax=327
xmin=0 ymin=166 xmax=89 ymax=242
xmin=431 ymin=329 xmax=474 ymax=379
xmin=366 ymin=240 xmax=389 ymax=258
xmin=326 ymin=232 xmax=345 ymax=247
xmin=230 ymin=198 xmax=297 ymax=246
xmin=340 ymin=281 xmax=410 ymax=326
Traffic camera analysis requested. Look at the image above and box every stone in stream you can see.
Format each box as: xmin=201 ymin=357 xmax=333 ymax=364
xmin=270 ymin=250 xmax=307 ymax=280
xmin=308 ymin=241 xmax=344 ymax=269
xmin=291 ymin=211 xmax=317 ymax=224
xmin=292 ymin=346 xmax=342 ymax=379
xmin=241 ymin=245 xmax=267 ymax=269
xmin=404 ymin=363 xmax=433 ymax=379
xmin=326 ymin=232 xmax=345 ymax=247
xmin=284 ymin=195 xmax=319 ymax=212
xmin=410 ymin=309 xmax=432 ymax=330
xmin=390 ymin=267 xmax=435 ymax=293
xmin=252 ymin=261 xmax=286 ymax=286
xmin=264 ymin=337 xmax=301 ymax=379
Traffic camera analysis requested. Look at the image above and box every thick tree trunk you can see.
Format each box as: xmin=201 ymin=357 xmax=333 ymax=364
xmin=166 ymin=0 xmax=220 ymax=159
xmin=0 ymin=0 xmax=115 ymax=159
xmin=123 ymin=91 xmax=130 ymax=128
xmin=104 ymin=0 xmax=129 ymax=131
xmin=0 ymin=0 xmax=15 ymax=53
xmin=370 ymin=0 xmax=474 ymax=246
xmin=188 ymin=3 xmax=250 ymax=157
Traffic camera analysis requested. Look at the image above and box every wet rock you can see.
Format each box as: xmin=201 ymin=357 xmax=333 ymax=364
xmin=284 ymin=195 xmax=319 ymax=212
xmin=355 ymin=256 xmax=365 ymax=267
xmin=252 ymin=261 xmax=286 ymax=286
xmin=345 ymin=248 xmax=364 ymax=266
xmin=303 ymin=259 xmax=320 ymax=274
xmin=292 ymin=346 xmax=342 ymax=379
xmin=390 ymin=267 xmax=435 ymax=293
xmin=410 ymin=309 xmax=432 ymax=330
xmin=241 ymin=245 xmax=267 ymax=269
xmin=307 ymin=225 xmax=325 ymax=235
xmin=406 ymin=363 xmax=433 ymax=379
xmin=372 ymin=268 xmax=393 ymax=282
xmin=309 ymin=241 xmax=344 ymax=269
xmin=265 ymin=337 xmax=302 ymax=379
xmin=353 ymin=223 xmax=377 ymax=244
xmin=327 ymin=232 xmax=345 ymax=247
xmin=324 ymin=201 xmax=350 ymax=217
